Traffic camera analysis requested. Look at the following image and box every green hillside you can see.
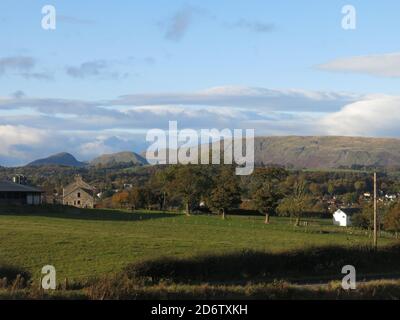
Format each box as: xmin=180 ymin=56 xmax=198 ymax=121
xmin=90 ymin=151 xmax=148 ymax=167
xmin=27 ymin=152 xmax=86 ymax=167
xmin=253 ymin=136 xmax=400 ymax=169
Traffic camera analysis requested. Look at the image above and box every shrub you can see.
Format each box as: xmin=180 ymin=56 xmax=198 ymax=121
xmin=121 ymin=245 xmax=400 ymax=284
xmin=0 ymin=263 xmax=31 ymax=287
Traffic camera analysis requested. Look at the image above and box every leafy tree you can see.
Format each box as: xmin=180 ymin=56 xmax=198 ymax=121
xmin=380 ymin=182 xmax=389 ymax=194
xmin=341 ymin=192 xmax=358 ymax=206
xmin=165 ymin=165 xmax=210 ymax=215
xmin=309 ymin=183 xmax=322 ymax=197
xmin=208 ymin=167 xmax=241 ymax=219
xmin=142 ymin=186 xmax=163 ymax=210
xmin=253 ymin=183 xmax=283 ymax=224
xmin=252 ymin=167 xmax=288 ymax=185
xmin=327 ymin=181 xmax=336 ymax=195
xmin=147 ymin=172 xmax=168 ymax=210
xmin=354 ymin=180 xmax=367 ymax=194
xmin=277 ymin=179 xmax=311 ymax=226
xmin=311 ymin=200 xmax=330 ymax=218
xmin=250 ymin=167 xmax=287 ymax=223
xmin=353 ymin=203 xmax=386 ymax=230
xmin=112 ymin=191 xmax=129 ymax=208
xmin=128 ymin=186 xmax=145 ymax=210
xmin=352 ymin=210 xmax=372 ymax=230
xmin=384 ymin=203 xmax=400 ymax=237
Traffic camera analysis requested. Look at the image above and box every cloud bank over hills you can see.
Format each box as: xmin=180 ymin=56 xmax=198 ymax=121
xmin=0 ymin=85 xmax=399 ymax=166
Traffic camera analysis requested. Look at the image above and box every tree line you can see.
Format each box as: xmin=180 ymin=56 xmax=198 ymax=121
xmin=2 ymin=163 xmax=400 ymax=232
xmin=103 ymin=165 xmax=400 ymax=233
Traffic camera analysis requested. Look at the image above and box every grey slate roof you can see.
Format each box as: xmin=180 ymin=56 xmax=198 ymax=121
xmin=0 ymin=181 xmax=43 ymax=193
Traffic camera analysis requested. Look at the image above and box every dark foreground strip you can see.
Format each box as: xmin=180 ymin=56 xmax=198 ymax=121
xmin=0 ymin=300 xmax=392 ymax=319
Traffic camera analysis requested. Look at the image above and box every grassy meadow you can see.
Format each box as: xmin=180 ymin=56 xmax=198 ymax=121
xmin=0 ymin=206 xmax=397 ymax=282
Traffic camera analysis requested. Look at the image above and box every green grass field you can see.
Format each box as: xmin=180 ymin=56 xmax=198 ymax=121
xmin=0 ymin=207 xmax=396 ymax=281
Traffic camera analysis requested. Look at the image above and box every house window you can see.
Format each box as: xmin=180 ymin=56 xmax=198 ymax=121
xmin=77 ymin=192 xmax=81 ymax=198
xmin=77 ymin=200 xmax=81 ymax=205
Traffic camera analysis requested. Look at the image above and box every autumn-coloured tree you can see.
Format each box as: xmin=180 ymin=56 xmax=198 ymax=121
xmin=112 ymin=191 xmax=129 ymax=208
xmin=277 ymin=179 xmax=312 ymax=226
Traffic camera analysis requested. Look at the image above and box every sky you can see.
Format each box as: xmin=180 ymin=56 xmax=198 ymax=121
xmin=1 ymin=1 xmax=400 ymax=166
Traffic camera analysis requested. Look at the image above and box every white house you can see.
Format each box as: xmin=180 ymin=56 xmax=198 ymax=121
xmin=385 ymin=194 xmax=397 ymax=201
xmin=333 ymin=209 xmax=352 ymax=227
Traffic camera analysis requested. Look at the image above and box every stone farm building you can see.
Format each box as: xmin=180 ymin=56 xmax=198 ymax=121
xmin=63 ymin=175 xmax=96 ymax=208
xmin=0 ymin=181 xmax=43 ymax=205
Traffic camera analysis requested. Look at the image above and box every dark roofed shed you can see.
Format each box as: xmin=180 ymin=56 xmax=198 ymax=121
xmin=0 ymin=181 xmax=43 ymax=205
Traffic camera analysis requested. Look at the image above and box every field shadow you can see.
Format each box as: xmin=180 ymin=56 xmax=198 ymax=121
xmin=0 ymin=263 xmax=31 ymax=283
xmin=122 ymin=244 xmax=400 ymax=284
xmin=0 ymin=205 xmax=178 ymax=222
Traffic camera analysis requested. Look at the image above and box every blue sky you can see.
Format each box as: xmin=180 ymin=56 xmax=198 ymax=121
xmin=1 ymin=1 xmax=400 ymax=165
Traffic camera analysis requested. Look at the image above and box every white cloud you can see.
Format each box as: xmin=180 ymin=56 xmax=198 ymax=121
xmin=0 ymin=125 xmax=48 ymax=159
xmin=320 ymin=96 xmax=400 ymax=136
xmin=77 ymin=136 xmax=137 ymax=158
xmin=0 ymin=125 xmax=146 ymax=166
xmin=317 ymin=52 xmax=400 ymax=77
xmin=78 ymin=140 xmax=116 ymax=158
xmin=0 ymin=86 xmax=359 ymax=115
xmin=115 ymin=86 xmax=359 ymax=112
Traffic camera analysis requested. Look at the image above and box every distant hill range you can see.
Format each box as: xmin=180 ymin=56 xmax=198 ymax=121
xmin=90 ymin=151 xmax=148 ymax=167
xmin=143 ymin=136 xmax=400 ymax=170
xmin=20 ymin=136 xmax=400 ymax=170
xmin=26 ymin=152 xmax=86 ymax=167
xmin=252 ymin=136 xmax=400 ymax=169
